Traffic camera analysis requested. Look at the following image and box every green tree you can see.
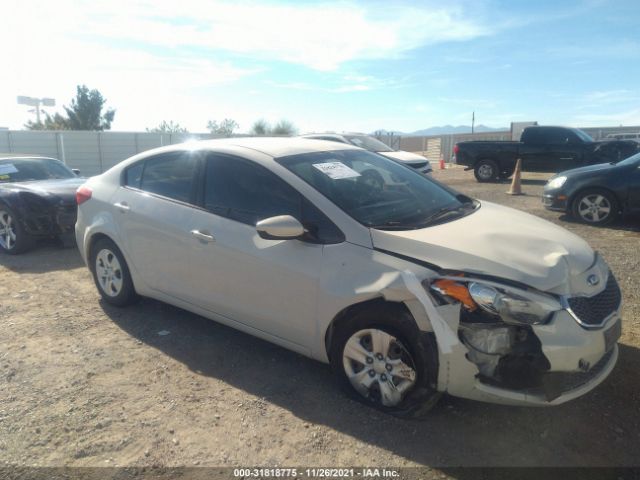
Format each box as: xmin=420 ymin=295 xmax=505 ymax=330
xmin=249 ymin=119 xmax=270 ymax=135
xmin=25 ymin=113 xmax=72 ymax=131
xmin=207 ymin=118 xmax=239 ymax=137
xmin=271 ymin=119 xmax=297 ymax=136
xmin=25 ymin=85 xmax=115 ymax=131
xmin=146 ymin=120 xmax=188 ymax=133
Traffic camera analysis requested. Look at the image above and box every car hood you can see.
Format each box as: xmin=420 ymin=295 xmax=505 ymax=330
xmin=378 ymin=150 xmax=428 ymax=164
xmin=371 ymin=201 xmax=595 ymax=292
xmin=557 ymin=162 xmax=613 ymax=177
xmin=1 ymin=178 xmax=85 ymax=204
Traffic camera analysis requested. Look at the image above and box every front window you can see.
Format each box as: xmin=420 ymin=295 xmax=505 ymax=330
xmin=277 ymin=149 xmax=477 ymax=230
xmin=0 ymin=158 xmax=75 ymax=183
xmin=344 ymin=135 xmax=395 ymax=152
xmin=572 ymin=128 xmax=594 ymax=143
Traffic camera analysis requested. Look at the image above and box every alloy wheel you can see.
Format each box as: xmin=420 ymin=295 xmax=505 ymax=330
xmin=342 ymin=328 xmax=417 ymax=407
xmin=0 ymin=210 xmax=16 ymax=251
xmin=95 ymin=248 xmax=124 ymax=297
xmin=577 ymin=194 xmax=611 ymax=223
xmin=477 ymin=164 xmax=494 ymax=180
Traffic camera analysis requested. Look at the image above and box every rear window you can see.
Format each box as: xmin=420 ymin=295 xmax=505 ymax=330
xmin=0 ymin=158 xmax=75 ymax=183
xmin=128 ymin=152 xmax=199 ymax=203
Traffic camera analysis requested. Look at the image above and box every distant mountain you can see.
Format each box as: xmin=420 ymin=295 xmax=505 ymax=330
xmin=373 ymin=125 xmax=507 ymax=137
xmin=408 ymin=125 xmax=507 ymax=136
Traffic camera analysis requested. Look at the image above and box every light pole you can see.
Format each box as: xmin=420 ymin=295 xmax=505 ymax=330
xmin=17 ymin=96 xmax=55 ymax=124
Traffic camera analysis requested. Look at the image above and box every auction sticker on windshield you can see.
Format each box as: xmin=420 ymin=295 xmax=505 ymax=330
xmin=0 ymin=164 xmax=18 ymax=175
xmin=313 ymin=161 xmax=361 ymax=180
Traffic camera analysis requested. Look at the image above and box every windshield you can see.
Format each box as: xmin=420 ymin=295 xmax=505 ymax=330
xmin=0 ymin=158 xmax=75 ymax=183
xmin=572 ymin=128 xmax=594 ymax=143
xmin=344 ymin=135 xmax=395 ymax=152
xmin=616 ymin=151 xmax=640 ymax=167
xmin=277 ymin=149 xmax=476 ymax=230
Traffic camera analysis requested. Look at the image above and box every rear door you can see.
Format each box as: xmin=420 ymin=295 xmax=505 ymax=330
xmin=111 ymin=150 xmax=202 ymax=296
xmin=519 ymin=127 xmax=549 ymax=171
xmin=521 ymin=128 xmax=582 ymax=172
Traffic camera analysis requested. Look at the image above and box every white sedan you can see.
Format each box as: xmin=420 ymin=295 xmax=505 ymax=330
xmin=75 ymin=137 xmax=621 ymax=416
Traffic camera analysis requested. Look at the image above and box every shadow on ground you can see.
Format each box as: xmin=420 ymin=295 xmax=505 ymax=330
xmin=559 ymin=214 xmax=640 ymax=232
xmin=0 ymin=243 xmax=84 ymax=273
xmin=101 ymin=299 xmax=640 ymax=468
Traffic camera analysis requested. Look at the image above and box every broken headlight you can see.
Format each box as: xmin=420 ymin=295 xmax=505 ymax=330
xmin=432 ymin=279 xmax=561 ymax=326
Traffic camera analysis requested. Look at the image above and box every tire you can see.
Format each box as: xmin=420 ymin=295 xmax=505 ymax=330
xmin=89 ymin=237 xmax=138 ymax=306
xmin=571 ymin=189 xmax=620 ymax=226
xmin=0 ymin=205 xmax=35 ymax=255
xmin=474 ymin=159 xmax=499 ymax=182
xmin=329 ymin=303 xmax=440 ymax=418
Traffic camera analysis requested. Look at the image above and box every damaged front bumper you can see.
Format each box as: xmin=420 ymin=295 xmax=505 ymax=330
xmin=443 ymin=311 xmax=620 ymax=406
xmin=401 ymin=269 xmax=621 ymax=407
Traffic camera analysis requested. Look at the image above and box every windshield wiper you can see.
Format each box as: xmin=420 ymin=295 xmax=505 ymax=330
xmin=369 ymin=221 xmax=420 ymax=230
xmin=369 ymin=201 xmax=478 ymax=231
xmin=419 ymin=203 xmax=477 ymax=227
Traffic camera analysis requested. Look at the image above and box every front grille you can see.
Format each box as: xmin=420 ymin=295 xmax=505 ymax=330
xmin=542 ymin=348 xmax=615 ymax=395
xmin=55 ymin=204 xmax=78 ymax=232
xmin=567 ymin=274 xmax=621 ymax=327
xmin=408 ymin=161 xmax=428 ymax=169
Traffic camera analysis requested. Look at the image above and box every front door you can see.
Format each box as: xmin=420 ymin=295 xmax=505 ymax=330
xmin=182 ymin=154 xmax=325 ymax=349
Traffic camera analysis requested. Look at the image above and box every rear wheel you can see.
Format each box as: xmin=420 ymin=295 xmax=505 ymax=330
xmin=0 ymin=206 xmax=35 ymax=255
xmin=474 ymin=159 xmax=499 ymax=182
xmin=329 ymin=304 xmax=440 ymax=417
xmin=571 ymin=189 xmax=619 ymax=226
xmin=90 ymin=238 xmax=138 ymax=306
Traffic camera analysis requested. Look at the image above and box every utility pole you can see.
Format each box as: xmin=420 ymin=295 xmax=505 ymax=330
xmin=471 ymin=111 xmax=475 ymax=134
xmin=17 ymin=96 xmax=56 ymax=124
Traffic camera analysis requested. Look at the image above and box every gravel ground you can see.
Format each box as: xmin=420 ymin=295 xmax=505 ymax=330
xmin=1 ymin=167 xmax=639 ymax=472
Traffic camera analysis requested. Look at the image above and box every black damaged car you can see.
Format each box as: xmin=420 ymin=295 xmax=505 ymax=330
xmin=0 ymin=154 xmax=85 ymax=254
xmin=543 ymin=151 xmax=640 ymax=225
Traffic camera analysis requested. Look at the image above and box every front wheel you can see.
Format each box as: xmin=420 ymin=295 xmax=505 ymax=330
xmin=90 ymin=238 xmax=138 ymax=306
xmin=329 ymin=304 xmax=440 ymax=417
xmin=571 ymin=189 xmax=619 ymax=226
xmin=474 ymin=159 xmax=499 ymax=182
xmin=0 ymin=206 xmax=35 ymax=255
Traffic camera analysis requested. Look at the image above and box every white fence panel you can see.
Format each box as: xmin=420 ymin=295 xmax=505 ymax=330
xmin=62 ymin=132 xmax=101 ymax=176
xmin=99 ymin=132 xmax=138 ymax=171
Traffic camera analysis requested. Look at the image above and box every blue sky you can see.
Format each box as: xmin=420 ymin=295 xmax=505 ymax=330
xmin=2 ymin=0 xmax=639 ymax=133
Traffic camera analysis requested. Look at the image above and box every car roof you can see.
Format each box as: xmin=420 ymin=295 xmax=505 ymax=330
xmin=301 ymin=132 xmax=368 ymax=138
xmin=155 ymin=136 xmax=362 ymax=158
xmin=0 ymin=153 xmax=59 ymax=160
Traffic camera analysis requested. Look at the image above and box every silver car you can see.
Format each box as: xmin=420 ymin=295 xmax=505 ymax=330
xmin=300 ymin=133 xmax=433 ymax=176
xmin=75 ymin=138 xmax=621 ymax=416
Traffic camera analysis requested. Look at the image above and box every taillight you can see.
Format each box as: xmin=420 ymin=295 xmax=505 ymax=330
xmin=76 ymin=186 xmax=92 ymax=205
xmin=453 ymin=144 xmax=459 ymax=155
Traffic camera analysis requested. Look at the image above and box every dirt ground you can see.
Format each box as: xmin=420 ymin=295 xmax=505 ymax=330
xmin=1 ymin=167 xmax=639 ymax=472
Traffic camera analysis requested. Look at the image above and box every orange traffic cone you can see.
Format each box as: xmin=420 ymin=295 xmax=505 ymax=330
xmin=439 ymin=156 xmax=445 ymax=170
xmin=506 ymin=158 xmax=524 ymax=195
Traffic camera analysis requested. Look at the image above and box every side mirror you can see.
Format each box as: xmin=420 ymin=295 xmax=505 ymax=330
xmin=72 ymin=169 xmax=81 ymax=176
xmin=256 ymin=215 xmax=304 ymax=240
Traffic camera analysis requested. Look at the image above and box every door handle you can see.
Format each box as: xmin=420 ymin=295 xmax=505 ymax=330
xmin=113 ymin=202 xmax=130 ymax=213
xmin=191 ymin=229 xmax=216 ymax=243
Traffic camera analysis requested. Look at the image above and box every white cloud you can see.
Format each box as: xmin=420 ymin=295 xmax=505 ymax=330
xmin=6 ymin=0 xmax=492 ymax=71
xmin=1 ymin=0 xmax=497 ymax=131
xmin=572 ymin=109 xmax=640 ymax=127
